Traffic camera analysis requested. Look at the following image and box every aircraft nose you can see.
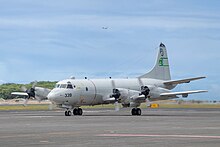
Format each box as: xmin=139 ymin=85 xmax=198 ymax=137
xmin=47 ymin=92 xmax=56 ymax=101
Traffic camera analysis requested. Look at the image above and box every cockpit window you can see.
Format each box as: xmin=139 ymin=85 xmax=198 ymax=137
xmin=60 ymin=84 xmax=67 ymax=88
xmin=67 ymin=84 xmax=73 ymax=89
xmin=55 ymin=82 xmax=74 ymax=89
xmin=66 ymin=81 xmax=73 ymax=89
xmin=55 ymin=84 xmax=60 ymax=88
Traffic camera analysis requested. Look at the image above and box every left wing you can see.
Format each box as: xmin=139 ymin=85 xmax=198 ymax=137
xmin=160 ymin=90 xmax=208 ymax=98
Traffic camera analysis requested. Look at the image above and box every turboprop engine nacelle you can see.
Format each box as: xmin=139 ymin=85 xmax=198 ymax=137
xmin=117 ymin=88 xmax=140 ymax=102
xmin=148 ymin=86 xmax=170 ymax=100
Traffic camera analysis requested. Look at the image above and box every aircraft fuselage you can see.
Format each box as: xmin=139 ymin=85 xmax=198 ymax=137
xmin=48 ymin=78 xmax=172 ymax=108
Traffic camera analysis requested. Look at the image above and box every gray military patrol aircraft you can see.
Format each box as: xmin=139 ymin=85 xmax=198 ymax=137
xmin=47 ymin=43 xmax=207 ymax=116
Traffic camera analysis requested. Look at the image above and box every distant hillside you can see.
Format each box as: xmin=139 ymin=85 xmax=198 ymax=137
xmin=0 ymin=81 xmax=57 ymax=99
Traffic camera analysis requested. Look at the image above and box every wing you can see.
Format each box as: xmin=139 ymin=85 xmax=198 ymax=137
xmin=164 ymin=76 xmax=206 ymax=85
xmin=11 ymin=92 xmax=28 ymax=96
xmin=160 ymin=90 xmax=208 ymax=98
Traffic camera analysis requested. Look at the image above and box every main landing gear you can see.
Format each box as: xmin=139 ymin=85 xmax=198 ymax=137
xmin=65 ymin=108 xmax=83 ymax=116
xmin=131 ymin=108 xmax=142 ymax=116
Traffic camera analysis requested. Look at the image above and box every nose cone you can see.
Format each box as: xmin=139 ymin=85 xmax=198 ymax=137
xmin=47 ymin=92 xmax=55 ymax=101
xmin=47 ymin=89 xmax=64 ymax=104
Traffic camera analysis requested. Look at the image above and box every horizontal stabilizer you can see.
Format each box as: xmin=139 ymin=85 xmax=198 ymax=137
xmin=11 ymin=92 xmax=28 ymax=96
xmin=160 ymin=90 xmax=208 ymax=98
xmin=164 ymin=76 xmax=206 ymax=85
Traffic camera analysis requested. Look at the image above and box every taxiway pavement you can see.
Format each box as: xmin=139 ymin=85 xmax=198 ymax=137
xmin=0 ymin=108 xmax=220 ymax=147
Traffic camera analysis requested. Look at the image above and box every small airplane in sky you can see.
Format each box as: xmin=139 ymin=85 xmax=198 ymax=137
xmin=47 ymin=43 xmax=207 ymax=116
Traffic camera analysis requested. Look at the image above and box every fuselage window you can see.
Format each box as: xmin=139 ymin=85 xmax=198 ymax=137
xmin=86 ymin=87 xmax=88 ymax=91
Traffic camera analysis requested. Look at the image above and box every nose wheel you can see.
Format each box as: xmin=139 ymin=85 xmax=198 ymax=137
xmin=65 ymin=110 xmax=72 ymax=116
xmin=131 ymin=108 xmax=142 ymax=116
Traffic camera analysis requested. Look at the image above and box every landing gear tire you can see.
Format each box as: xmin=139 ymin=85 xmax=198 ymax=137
xmin=78 ymin=108 xmax=83 ymax=115
xmin=136 ymin=108 xmax=141 ymax=116
xmin=131 ymin=108 xmax=142 ymax=116
xmin=73 ymin=108 xmax=78 ymax=115
xmin=65 ymin=110 xmax=72 ymax=116
xmin=73 ymin=108 xmax=83 ymax=116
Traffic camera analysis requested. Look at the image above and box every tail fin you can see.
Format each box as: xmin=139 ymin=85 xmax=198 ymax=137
xmin=139 ymin=43 xmax=171 ymax=80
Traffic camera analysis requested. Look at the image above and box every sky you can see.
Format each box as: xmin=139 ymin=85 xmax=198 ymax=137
xmin=0 ymin=0 xmax=220 ymax=100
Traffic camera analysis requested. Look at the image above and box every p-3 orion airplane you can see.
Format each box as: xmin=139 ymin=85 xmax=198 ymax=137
xmin=47 ymin=43 xmax=207 ymax=116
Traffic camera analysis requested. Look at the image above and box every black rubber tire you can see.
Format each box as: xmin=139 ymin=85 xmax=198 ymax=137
xmin=73 ymin=109 xmax=78 ymax=115
xmin=131 ymin=108 xmax=137 ymax=115
xmin=65 ymin=111 xmax=68 ymax=116
xmin=136 ymin=108 xmax=142 ymax=116
xmin=78 ymin=108 xmax=83 ymax=115
xmin=67 ymin=110 xmax=72 ymax=116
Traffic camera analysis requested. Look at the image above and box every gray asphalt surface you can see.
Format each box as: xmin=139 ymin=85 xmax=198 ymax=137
xmin=0 ymin=108 xmax=220 ymax=147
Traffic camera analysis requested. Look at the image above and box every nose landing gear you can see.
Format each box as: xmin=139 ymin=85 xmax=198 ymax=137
xmin=65 ymin=110 xmax=72 ymax=116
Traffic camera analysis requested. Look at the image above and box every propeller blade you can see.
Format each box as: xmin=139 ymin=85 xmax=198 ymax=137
xmin=138 ymin=78 xmax=144 ymax=87
xmin=146 ymin=98 xmax=151 ymax=107
xmin=48 ymin=103 xmax=53 ymax=110
xmin=23 ymin=98 xmax=28 ymax=107
xmin=111 ymin=80 xmax=116 ymax=89
xmin=35 ymin=96 xmax=41 ymax=103
xmin=114 ymin=101 xmax=120 ymax=111
xmin=21 ymin=86 xmax=27 ymax=92
xmin=32 ymin=81 xmax=37 ymax=88
xmin=48 ymin=102 xmax=56 ymax=110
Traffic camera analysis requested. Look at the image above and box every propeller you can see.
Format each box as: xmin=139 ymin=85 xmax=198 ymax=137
xmin=140 ymin=86 xmax=150 ymax=98
xmin=111 ymin=80 xmax=121 ymax=111
xmin=21 ymin=81 xmax=37 ymax=106
xmin=48 ymin=101 xmax=56 ymax=110
xmin=138 ymin=78 xmax=151 ymax=106
xmin=138 ymin=78 xmax=150 ymax=98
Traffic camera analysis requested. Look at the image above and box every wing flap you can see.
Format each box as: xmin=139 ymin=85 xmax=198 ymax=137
xmin=164 ymin=76 xmax=206 ymax=85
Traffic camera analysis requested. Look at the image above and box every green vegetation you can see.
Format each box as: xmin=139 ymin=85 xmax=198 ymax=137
xmin=0 ymin=104 xmax=50 ymax=111
xmin=0 ymin=81 xmax=57 ymax=99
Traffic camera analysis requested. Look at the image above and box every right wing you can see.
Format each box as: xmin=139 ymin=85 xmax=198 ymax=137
xmin=160 ymin=90 xmax=208 ymax=98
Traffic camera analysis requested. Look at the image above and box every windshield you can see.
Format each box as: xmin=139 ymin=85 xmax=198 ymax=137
xmin=55 ymin=82 xmax=74 ymax=89
xmin=67 ymin=82 xmax=73 ymax=89
xmin=55 ymin=84 xmax=60 ymax=88
xmin=60 ymin=84 xmax=67 ymax=88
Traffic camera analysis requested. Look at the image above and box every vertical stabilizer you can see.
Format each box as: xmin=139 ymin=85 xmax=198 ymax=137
xmin=139 ymin=43 xmax=171 ymax=80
